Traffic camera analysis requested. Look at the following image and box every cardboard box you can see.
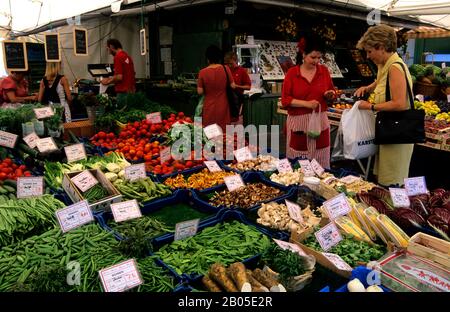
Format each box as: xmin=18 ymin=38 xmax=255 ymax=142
xmin=63 ymin=120 xmax=94 ymax=140
xmin=62 ymin=169 xmax=122 ymax=212
xmin=407 ymin=232 xmax=450 ymax=269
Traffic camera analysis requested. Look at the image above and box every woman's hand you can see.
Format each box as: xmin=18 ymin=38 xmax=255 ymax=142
xmin=354 ymin=86 xmax=370 ymax=98
xmin=358 ymin=100 xmax=372 ymax=110
xmin=307 ymin=100 xmax=320 ymax=109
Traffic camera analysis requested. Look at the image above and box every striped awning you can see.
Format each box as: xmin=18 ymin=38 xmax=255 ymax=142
xmin=405 ymin=26 xmax=450 ymax=39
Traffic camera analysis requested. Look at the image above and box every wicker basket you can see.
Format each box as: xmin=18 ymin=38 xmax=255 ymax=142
xmin=414 ymin=81 xmax=441 ymax=98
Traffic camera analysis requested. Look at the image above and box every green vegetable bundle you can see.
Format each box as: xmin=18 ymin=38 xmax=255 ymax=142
xmin=109 ymin=216 xmax=172 ymax=242
xmin=113 ymin=177 xmax=172 ymax=203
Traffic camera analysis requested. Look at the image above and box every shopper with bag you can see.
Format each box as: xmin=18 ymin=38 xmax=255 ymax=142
xmin=354 ymin=24 xmax=422 ymax=187
xmin=281 ymin=35 xmax=336 ymax=168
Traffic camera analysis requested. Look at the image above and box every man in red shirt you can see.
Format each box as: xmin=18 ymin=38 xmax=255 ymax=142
xmin=224 ymin=51 xmax=251 ymax=123
xmin=101 ymin=39 xmax=136 ymax=94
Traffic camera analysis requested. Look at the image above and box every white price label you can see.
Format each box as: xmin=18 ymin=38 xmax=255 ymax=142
xmin=124 ymin=163 xmax=146 ymax=181
xmin=404 ymin=177 xmax=428 ymax=196
xmin=204 ymin=160 xmax=222 ymax=172
xmin=146 ymin=112 xmax=162 ymax=124
xmin=64 ymin=143 xmax=87 ymax=163
xmin=389 ymin=188 xmax=411 ymax=208
xmin=314 ymin=222 xmax=342 ymax=251
xmin=277 ymin=158 xmax=293 ymax=173
xmin=322 ymin=253 xmax=352 ymax=271
xmin=55 ymin=200 xmax=94 ymax=233
xmin=339 ymin=175 xmax=361 ymax=184
xmin=174 ymin=218 xmax=199 ymax=241
xmin=311 ymin=159 xmax=325 ymax=177
xmin=416 ymin=94 xmax=424 ymax=102
xmin=233 ymin=146 xmax=254 ymax=163
xmin=203 ymin=123 xmax=223 ymax=140
xmin=273 ymin=238 xmax=307 ymax=256
xmin=323 ymin=193 xmax=352 ymax=220
xmin=99 ymin=259 xmax=143 ymax=292
xmin=298 ymin=159 xmax=314 ymax=177
xmin=160 ymin=147 xmax=171 ymax=164
xmin=0 ymin=130 xmax=18 ymax=148
xmin=23 ymin=132 xmax=40 ymax=149
xmin=71 ymin=170 xmax=99 ymax=193
xmin=111 ymin=200 xmax=142 ymax=223
xmin=34 ymin=107 xmax=54 ymax=119
xmin=447 ymin=94 xmax=450 ymax=103
xmin=224 ymin=174 xmax=245 ymax=192
xmin=36 ymin=137 xmax=58 ymax=153
xmin=285 ymin=199 xmax=304 ymax=223
xmin=17 ymin=177 xmax=44 ymax=198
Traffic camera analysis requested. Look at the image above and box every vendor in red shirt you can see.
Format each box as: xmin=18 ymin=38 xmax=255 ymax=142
xmin=0 ymin=71 xmax=37 ymax=106
xmin=224 ymin=51 xmax=251 ymax=123
xmin=101 ymin=39 xmax=136 ymax=94
xmin=281 ymin=35 xmax=336 ymax=168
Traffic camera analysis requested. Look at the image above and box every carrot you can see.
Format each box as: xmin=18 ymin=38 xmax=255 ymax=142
xmin=202 ymin=274 xmax=223 ymax=292
xmin=228 ymin=262 xmax=252 ymax=292
xmin=209 ymin=263 xmax=238 ymax=292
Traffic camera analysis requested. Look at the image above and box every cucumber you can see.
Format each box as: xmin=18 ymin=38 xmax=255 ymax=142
xmin=0 ymin=186 xmax=8 ymax=194
xmin=2 ymin=185 xmax=15 ymax=193
xmin=3 ymin=179 xmax=17 ymax=188
xmin=18 ymin=143 xmax=39 ymax=158
xmin=8 ymin=193 xmax=16 ymax=200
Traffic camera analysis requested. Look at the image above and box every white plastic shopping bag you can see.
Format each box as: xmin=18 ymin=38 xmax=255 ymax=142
xmin=307 ymin=105 xmax=321 ymax=139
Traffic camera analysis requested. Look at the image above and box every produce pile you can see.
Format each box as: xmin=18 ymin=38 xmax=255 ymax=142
xmin=269 ymin=169 xmax=303 ymax=186
xmin=82 ymin=184 xmax=109 ymax=204
xmin=112 ymin=177 xmax=172 ymax=203
xmin=0 ymin=156 xmax=32 ymax=181
xmin=229 ymin=155 xmax=278 ymax=172
xmin=163 ymin=168 xmax=235 ymax=190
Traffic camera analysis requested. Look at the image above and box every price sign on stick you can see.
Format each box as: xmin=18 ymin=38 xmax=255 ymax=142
xmin=146 ymin=112 xmax=162 ymax=124
xmin=314 ymin=222 xmax=342 ymax=251
xmin=339 ymin=175 xmax=360 ymax=184
xmin=273 ymin=239 xmax=307 ymax=257
xmin=404 ymin=177 xmax=428 ymax=196
xmin=34 ymin=107 xmax=54 ymax=119
xmin=17 ymin=177 xmax=44 ymax=198
xmin=285 ymin=199 xmax=304 ymax=223
xmin=55 ymin=200 xmax=94 ymax=233
xmin=233 ymin=146 xmax=253 ymax=163
xmin=64 ymin=143 xmax=87 ymax=163
xmin=204 ymin=160 xmax=222 ymax=172
xmin=23 ymin=132 xmax=40 ymax=149
xmin=71 ymin=170 xmax=99 ymax=193
xmin=203 ymin=123 xmax=223 ymax=140
xmin=389 ymin=188 xmax=411 ymax=208
xmin=323 ymin=193 xmax=352 ymax=220
xmin=0 ymin=130 xmax=18 ymax=148
xmin=224 ymin=174 xmax=245 ymax=192
xmin=174 ymin=219 xmax=199 ymax=241
xmin=99 ymin=259 xmax=143 ymax=292
xmin=298 ymin=159 xmax=314 ymax=177
xmin=322 ymin=253 xmax=352 ymax=271
xmin=111 ymin=200 xmax=142 ymax=223
xmin=311 ymin=159 xmax=325 ymax=177
xmin=124 ymin=164 xmax=146 ymax=181
xmin=277 ymin=158 xmax=293 ymax=173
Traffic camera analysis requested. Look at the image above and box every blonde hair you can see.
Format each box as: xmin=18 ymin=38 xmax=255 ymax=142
xmin=44 ymin=62 xmax=61 ymax=80
xmin=357 ymin=24 xmax=397 ymax=52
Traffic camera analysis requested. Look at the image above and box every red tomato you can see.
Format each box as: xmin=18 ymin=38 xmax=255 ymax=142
xmin=24 ymin=171 xmax=32 ymax=177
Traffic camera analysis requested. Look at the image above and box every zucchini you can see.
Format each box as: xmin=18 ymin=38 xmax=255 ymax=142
xmin=18 ymin=143 xmax=39 ymax=158
xmin=8 ymin=193 xmax=16 ymax=200
xmin=0 ymin=186 xmax=8 ymax=194
xmin=2 ymin=185 xmax=15 ymax=193
xmin=3 ymin=179 xmax=17 ymax=188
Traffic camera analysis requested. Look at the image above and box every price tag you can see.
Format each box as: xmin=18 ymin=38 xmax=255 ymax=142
xmin=314 ymin=222 xmax=342 ymax=251
xmin=339 ymin=175 xmax=361 ymax=184
xmin=203 ymin=123 xmax=223 ymax=140
xmin=36 ymin=137 xmax=58 ymax=153
xmin=124 ymin=163 xmax=146 ymax=181
xmin=17 ymin=177 xmax=44 ymax=198
xmin=64 ymin=143 xmax=87 ymax=163
xmin=323 ymin=193 xmax=352 ymax=220
xmin=111 ymin=200 xmax=142 ymax=223
xmin=277 ymin=158 xmax=293 ymax=173
xmin=447 ymin=94 xmax=450 ymax=103
xmin=389 ymin=188 xmax=411 ymax=208
xmin=224 ymin=174 xmax=245 ymax=192
xmin=311 ymin=159 xmax=325 ymax=177
xmin=233 ymin=146 xmax=253 ymax=163
xmin=146 ymin=112 xmax=162 ymax=124
xmin=298 ymin=159 xmax=314 ymax=177
xmin=160 ymin=147 xmax=171 ymax=164
xmin=71 ymin=170 xmax=99 ymax=193
xmin=416 ymin=94 xmax=424 ymax=102
xmin=273 ymin=238 xmax=307 ymax=257
xmin=23 ymin=132 xmax=40 ymax=149
xmin=99 ymin=259 xmax=143 ymax=292
xmin=404 ymin=177 xmax=428 ymax=196
xmin=322 ymin=252 xmax=352 ymax=271
xmin=174 ymin=218 xmax=199 ymax=241
xmin=34 ymin=106 xmax=54 ymax=119
xmin=285 ymin=199 xmax=304 ymax=223
xmin=0 ymin=130 xmax=18 ymax=148
xmin=55 ymin=200 xmax=94 ymax=233
xmin=204 ymin=160 xmax=222 ymax=172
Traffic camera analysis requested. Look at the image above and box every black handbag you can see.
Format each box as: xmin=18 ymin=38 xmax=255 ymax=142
xmin=374 ymin=62 xmax=425 ymax=145
xmin=223 ymin=65 xmax=240 ymax=118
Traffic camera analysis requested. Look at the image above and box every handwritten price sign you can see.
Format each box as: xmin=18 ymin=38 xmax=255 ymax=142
xmin=285 ymin=199 xmax=304 ymax=223
xmin=273 ymin=239 xmax=307 ymax=257
xmin=36 ymin=137 xmax=58 ymax=153
xmin=311 ymin=159 xmax=325 ymax=177
xmin=203 ymin=123 xmax=223 ymax=140
xmin=64 ymin=143 xmax=87 ymax=163
xmin=124 ymin=163 xmax=146 ymax=181
xmin=0 ymin=130 xmax=18 ymax=148
xmin=34 ymin=107 xmax=54 ymax=119
xmin=71 ymin=170 xmax=99 ymax=193
xmin=233 ymin=146 xmax=253 ymax=163
xmin=298 ymin=159 xmax=314 ymax=177
xmin=389 ymin=188 xmax=411 ymax=208
xmin=55 ymin=200 xmax=94 ymax=233
xmin=314 ymin=222 xmax=342 ymax=251
xmin=174 ymin=219 xmax=199 ymax=241
xmin=224 ymin=174 xmax=245 ymax=192
xmin=17 ymin=177 xmax=44 ymax=198
xmin=23 ymin=132 xmax=40 ymax=149
xmin=146 ymin=112 xmax=162 ymax=124
xmin=277 ymin=158 xmax=293 ymax=173
xmin=322 ymin=252 xmax=352 ymax=271
xmin=204 ymin=160 xmax=222 ymax=172
xmin=160 ymin=147 xmax=171 ymax=164
xmin=404 ymin=177 xmax=428 ymax=196
xmin=99 ymin=259 xmax=143 ymax=292
xmin=323 ymin=193 xmax=352 ymax=220
xmin=111 ymin=200 xmax=142 ymax=223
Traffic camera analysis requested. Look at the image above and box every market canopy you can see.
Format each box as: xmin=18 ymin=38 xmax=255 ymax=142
xmin=405 ymin=26 xmax=450 ymax=39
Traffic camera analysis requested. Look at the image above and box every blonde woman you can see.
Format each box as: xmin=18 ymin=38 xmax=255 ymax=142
xmin=354 ymin=24 xmax=414 ymax=187
xmin=38 ymin=62 xmax=72 ymax=121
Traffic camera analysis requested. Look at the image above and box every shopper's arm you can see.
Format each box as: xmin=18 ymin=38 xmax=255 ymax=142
xmin=354 ymin=80 xmax=377 ymax=97
xmin=5 ymin=91 xmax=36 ymax=103
xmin=37 ymin=80 xmax=45 ymax=103
xmin=61 ymin=76 xmax=73 ymax=105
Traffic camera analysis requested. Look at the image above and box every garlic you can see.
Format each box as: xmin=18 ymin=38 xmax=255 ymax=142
xmin=347 ymin=278 xmax=366 ymax=292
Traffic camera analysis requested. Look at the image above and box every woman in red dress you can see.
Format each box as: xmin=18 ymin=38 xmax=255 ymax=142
xmin=197 ymin=45 xmax=235 ymax=131
xmin=0 ymin=71 xmax=37 ymax=106
xmin=281 ymin=35 xmax=336 ymax=168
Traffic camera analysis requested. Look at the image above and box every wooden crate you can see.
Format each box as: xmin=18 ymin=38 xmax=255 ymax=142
xmin=63 ymin=120 xmax=94 ymax=140
xmin=317 ymin=181 xmax=340 ymax=200
xmin=407 ymin=232 xmax=450 ymax=269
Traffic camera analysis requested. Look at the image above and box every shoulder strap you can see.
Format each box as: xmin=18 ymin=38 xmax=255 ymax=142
xmin=385 ymin=62 xmax=415 ymax=110
xmin=222 ymin=65 xmax=230 ymax=84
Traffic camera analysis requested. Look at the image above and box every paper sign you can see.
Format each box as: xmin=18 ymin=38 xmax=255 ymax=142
xmin=323 ymin=193 xmax=352 ymax=220
xmin=233 ymin=146 xmax=253 ymax=163
xmin=298 ymin=159 xmax=314 ymax=177
xmin=339 ymin=175 xmax=361 ymax=184
xmin=55 ymin=200 xmax=94 ymax=233
xmin=0 ymin=130 xmax=18 ymax=148
xmin=64 ymin=143 xmax=87 ymax=163
xmin=447 ymin=94 xmax=450 ymax=103
xmin=314 ymin=222 xmax=342 ymax=251
xmin=203 ymin=123 xmax=223 ymax=140
xmin=322 ymin=253 xmax=352 ymax=271
xmin=404 ymin=177 xmax=428 ymax=196
xmin=273 ymin=238 xmax=307 ymax=256
xmin=160 ymin=147 xmax=171 ymax=164
xmin=204 ymin=160 xmax=222 ymax=172
xmin=224 ymin=174 xmax=245 ymax=192
xmin=146 ymin=112 xmax=162 ymax=124
xmin=389 ymin=188 xmax=411 ymax=208
xmin=17 ymin=177 xmax=44 ymax=198
xmin=277 ymin=158 xmax=293 ymax=173
xmin=285 ymin=199 xmax=304 ymax=223
xmin=34 ymin=106 xmax=54 ymax=119
xmin=71 ymin=170 xmax=99 ymax=193
xmin=111 ymin=200 xmax=142 ymax=223
xmin=174 ymin=218 xmax=199 ymax=241
xmin=99 ymin=259 xmax=143 ymax=292
xmin=36 ymin=137 xmax=58 ymax=153
xmin=311 ymin=159 xmax=325 ymax=177
xmin=124 ymin=163 xmax=146 ymax=181
xmin=23 ymin=132 xmax=40 ymax=149
xmin=416 ymin=94 xmax=424 ymax=102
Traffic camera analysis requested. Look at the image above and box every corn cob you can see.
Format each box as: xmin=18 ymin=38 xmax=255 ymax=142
xmin=354 ymin=203 xmax=377 ymax=240
xmin=335 ymin=216 xmax=372 ymax=243
xmin=377 ymin=214 xmax=410 ymax=248
xmin=363 ymin=207 xmax=389 ymax=245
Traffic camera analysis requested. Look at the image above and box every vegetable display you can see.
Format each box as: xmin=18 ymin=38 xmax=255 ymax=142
xmin=82 ymin=184 xmax=109 ymax=204
xmin=113 ymin=177 xmax=172 ymax=203
xmin=163 ymin=168 xmax=235 ymax=190
xmin=229 ymin=155 xmax=278 ymax=172
xmin=0 ymin=157 xmax=32 ymax=181
xmin=269 ymin=170 xmax=303 ymax=186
